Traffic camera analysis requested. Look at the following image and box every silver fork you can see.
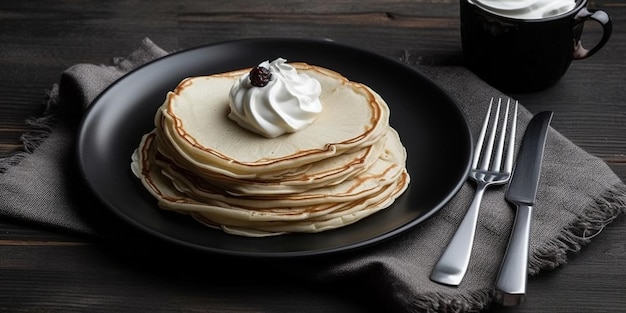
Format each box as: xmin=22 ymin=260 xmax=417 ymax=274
xmin=430 ymin=97 xmax=518 ymax=286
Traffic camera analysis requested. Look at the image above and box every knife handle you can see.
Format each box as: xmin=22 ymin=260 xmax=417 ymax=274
xmin=494 ymin=204 xmax=532 ymax=306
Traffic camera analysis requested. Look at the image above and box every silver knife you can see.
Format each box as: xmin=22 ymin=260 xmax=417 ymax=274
xmin=494 ymin=111 xmax=553 ymax=306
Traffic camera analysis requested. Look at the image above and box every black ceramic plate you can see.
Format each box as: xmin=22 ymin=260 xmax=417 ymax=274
xmin=77 ymin=38 xmax=472 ymax=258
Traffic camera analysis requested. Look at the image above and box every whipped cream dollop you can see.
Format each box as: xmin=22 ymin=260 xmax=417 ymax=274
xmin=469 ymin=0 xmax=576 ymax=19
xmin=228 ymin=58 xmax=323 ymax=138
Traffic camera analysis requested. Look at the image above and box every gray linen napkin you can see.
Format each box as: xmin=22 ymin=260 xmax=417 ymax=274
xmin=0 ymin=38 xmax=168 ymax=234
xmin=1 ymin=38 xmax=624 ymax=312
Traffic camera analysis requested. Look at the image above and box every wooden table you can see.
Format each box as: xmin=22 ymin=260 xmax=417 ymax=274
xmin=1 ymin=1 xmax=624 ymax=312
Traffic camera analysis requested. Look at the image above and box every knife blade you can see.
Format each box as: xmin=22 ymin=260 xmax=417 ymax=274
xmin=494 ymin=111 xmax=553 ymax=306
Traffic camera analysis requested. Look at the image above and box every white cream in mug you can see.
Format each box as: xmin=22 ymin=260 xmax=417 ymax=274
xmin=469 ymin=0 xmax=577 ymax=19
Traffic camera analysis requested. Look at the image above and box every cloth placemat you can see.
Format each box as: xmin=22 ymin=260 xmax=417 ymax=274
xmin=1 ymin=38 xmax=624 ymax=312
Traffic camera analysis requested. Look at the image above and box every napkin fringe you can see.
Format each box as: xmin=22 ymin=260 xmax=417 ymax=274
xmin=410 ymin=290 xmax=490 ymax=313
xmin=529 ymin=183 xmax=626 ymax=275
xmin=0 ymin=85 xmax=59 ymax=173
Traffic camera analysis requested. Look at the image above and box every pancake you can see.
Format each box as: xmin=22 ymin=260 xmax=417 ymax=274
xmin=131 ymin=130 xmax=409 ymax=236
xmin=157 ymin=63 xmax=390 ymax=177
xmin=154 ymin=117 xmax=388 ymax=195
xmin=133 ymin=127 xmax=406 ymax=208
xmin=193 ymin=172 xmax=409 ymax=237
xmin=130 ymin=61 xmax=411 ymax=237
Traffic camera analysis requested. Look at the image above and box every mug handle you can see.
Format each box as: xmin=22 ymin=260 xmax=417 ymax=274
xmin=573 ymin=8 xmax=612 ymax=59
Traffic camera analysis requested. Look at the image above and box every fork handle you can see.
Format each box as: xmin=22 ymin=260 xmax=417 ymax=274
xmin=430 ymin=183 xmax=487 ymax=285
xmin=494 ymin=203 xmax=532 ymax=306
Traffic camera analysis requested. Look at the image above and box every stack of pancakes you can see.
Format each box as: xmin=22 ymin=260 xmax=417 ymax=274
xmin=131 ymin=62 xmax=410 ymax=237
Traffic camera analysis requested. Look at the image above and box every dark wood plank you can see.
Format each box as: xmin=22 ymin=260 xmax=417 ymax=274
xmin=0 ymin=244 xmax=372 ymax=313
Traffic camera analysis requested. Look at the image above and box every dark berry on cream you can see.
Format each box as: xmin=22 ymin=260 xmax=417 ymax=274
xmin=249 ymin=66 xmax=272 ymax=87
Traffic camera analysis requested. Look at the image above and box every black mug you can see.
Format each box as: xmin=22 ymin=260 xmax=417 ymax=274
xmin=460 ymin=0 xmax=612 ymax=92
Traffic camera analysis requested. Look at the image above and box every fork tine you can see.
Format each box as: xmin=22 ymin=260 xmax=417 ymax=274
xmin=472 ymin=98 xmax=493 ymax=169
xmin=472 ymin=98 xmax=494 ymax=169
xmin=504 ymin=101 xmax=519 ymax=173
xmin=491 ymin=98 xmax=510 ymax=171
xmin=479 ymin=98 xmax=502 ymax=171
